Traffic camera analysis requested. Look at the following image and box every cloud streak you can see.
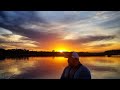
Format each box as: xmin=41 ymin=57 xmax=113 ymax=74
xmin=64 ymin=35 xmax=115 ymax=44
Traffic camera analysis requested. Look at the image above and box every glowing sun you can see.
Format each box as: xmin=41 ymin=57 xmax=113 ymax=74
xmin=59 ymin=50 xmax=64 ymax=53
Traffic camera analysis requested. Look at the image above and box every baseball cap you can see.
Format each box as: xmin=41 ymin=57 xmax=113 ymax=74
xmin=72 ymin=52 xmax=79 ymax=59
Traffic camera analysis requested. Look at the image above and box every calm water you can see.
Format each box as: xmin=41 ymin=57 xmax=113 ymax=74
xmin=0 ymin=56 xmax=120 ymax=79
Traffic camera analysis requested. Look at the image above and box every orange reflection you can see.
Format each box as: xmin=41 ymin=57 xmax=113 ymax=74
xmin=53 ymin=57 xmax=67 ymax=63
xmin=0 ymin=56 xmax=120 ymax=79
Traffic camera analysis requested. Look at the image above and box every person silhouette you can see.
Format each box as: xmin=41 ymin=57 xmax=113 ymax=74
xmin=61 ymin=52 xmax=91 ymax=79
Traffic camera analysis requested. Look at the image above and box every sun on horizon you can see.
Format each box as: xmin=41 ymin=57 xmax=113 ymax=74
xmin=59 ymin=50 xmax=64 ymax=53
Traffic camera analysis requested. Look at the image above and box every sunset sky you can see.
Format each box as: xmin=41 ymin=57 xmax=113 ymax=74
xmin=0 ymin=11 xmax=120 ymax=52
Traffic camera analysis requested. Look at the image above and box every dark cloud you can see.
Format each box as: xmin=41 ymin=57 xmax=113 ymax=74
xmin=0 ymin=11 xmax=46 ymax=25
xmin=0 ymin=24 xmax=61 ymax=50
xmin=0 ymin=11 xmax=47 ymax=34
xmin=90 ymin=44 xmax=113 ymax=48
xmin=0 ymin=12 xmax=7 ymax=19
xmin=65 ymin=35 xmax=115 ymax=45
xmin=0 ymin=11 xmax=61 ymax=44
xmin=80 ymin=35 xmax=115 ymax=43
xmin=0 ymin=38 xmax=8 ymax=43
xmin=1 ymin=34 xmax=13 ymax=38
xmin=0 ymin=37 xmax=22 ymax=44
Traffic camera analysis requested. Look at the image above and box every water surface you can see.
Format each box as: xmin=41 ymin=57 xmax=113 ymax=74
xmin=0 ymin=56 xmax=120 ymax=79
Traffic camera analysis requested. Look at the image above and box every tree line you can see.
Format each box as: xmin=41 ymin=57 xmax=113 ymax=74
xmin=0 ymin=48 xmax=120 ymax=59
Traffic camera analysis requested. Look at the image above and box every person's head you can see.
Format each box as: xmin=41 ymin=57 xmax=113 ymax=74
xmin=68 ymin=52 xmax=80 ymax=67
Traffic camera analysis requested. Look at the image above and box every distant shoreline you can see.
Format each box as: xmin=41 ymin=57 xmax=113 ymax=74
xmin=0 ymin=49 xmax=120 ymax=60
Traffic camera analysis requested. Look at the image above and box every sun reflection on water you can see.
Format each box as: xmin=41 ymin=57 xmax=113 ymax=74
xmin=0 ymin=56 xmax=120 ymax=79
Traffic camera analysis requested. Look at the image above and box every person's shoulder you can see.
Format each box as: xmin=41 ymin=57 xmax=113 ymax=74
xmin=75 ymin=64 xmax=91 ymax=79
xmin=62 ymin=66 xmax=70 ymax=72
xmin=80 ymin=64 xmax=91 ymax=72
xmin=64 ymin=66 xmax=71 ymax=70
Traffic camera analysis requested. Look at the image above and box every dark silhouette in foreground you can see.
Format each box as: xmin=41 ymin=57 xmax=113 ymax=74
xmin=61 ymin=52 xmax=91 ymax=79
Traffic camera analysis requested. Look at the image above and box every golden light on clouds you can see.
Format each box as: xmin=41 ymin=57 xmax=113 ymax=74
xmin=54 ymin=46 xmax=69 ymax=52
xmin=0 ymin=11 xmax=120 ymax=52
